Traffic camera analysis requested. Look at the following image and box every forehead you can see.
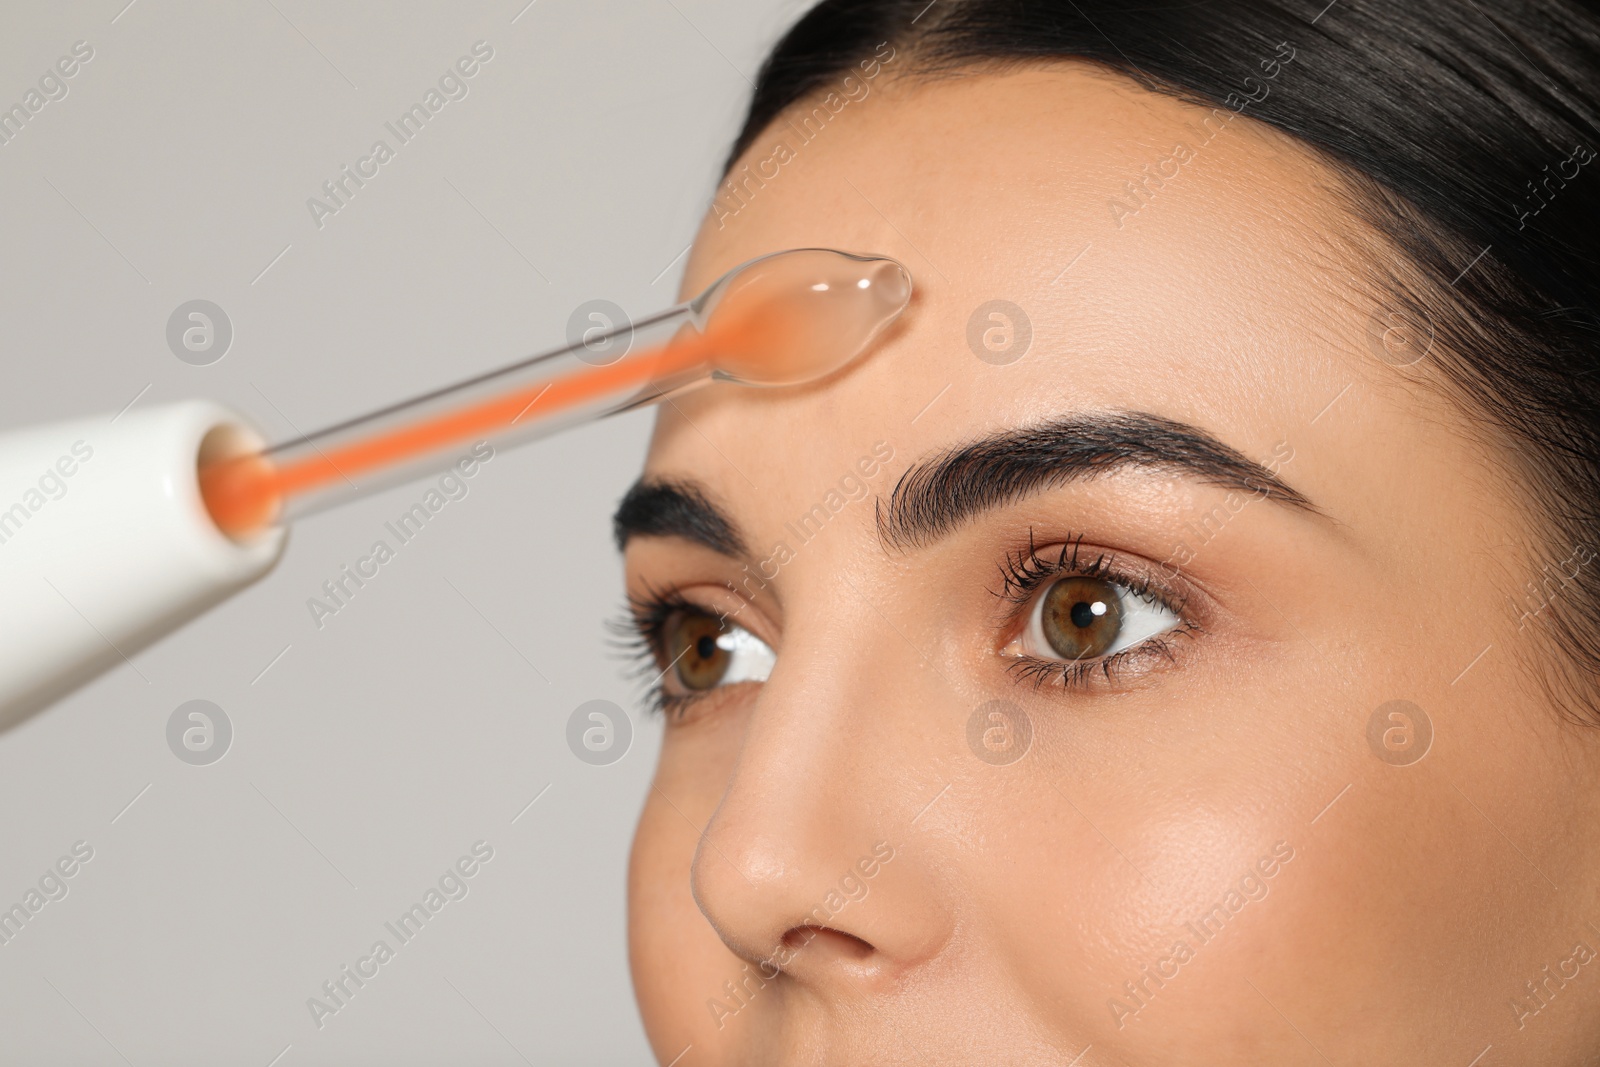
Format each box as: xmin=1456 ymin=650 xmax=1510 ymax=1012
xmin=647 ymin=64 xmax=1364 ymax=529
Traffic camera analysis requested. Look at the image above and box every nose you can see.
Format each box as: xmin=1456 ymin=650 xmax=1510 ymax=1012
xmin=688 ymin=610 xmax=955 ymax=995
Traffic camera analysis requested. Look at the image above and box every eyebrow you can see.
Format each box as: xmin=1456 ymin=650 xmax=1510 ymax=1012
xmin=612 ymin=410 xmax=1318 ymax=557
xmin=612 ymin=478 xmax=747 ymax=557
xmin=877 ymin=411 xmax=1317 ymax=550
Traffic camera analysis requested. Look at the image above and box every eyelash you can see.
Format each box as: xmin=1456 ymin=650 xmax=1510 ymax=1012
xmin=992 ymin=532 xmax=1200 ymax=693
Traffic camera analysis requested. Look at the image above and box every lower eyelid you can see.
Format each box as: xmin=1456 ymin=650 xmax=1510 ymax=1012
xmin=658 ymin=678 xmax=761 ymax=724
xmin=1004 ymin=619 xmax=1200 ymax=692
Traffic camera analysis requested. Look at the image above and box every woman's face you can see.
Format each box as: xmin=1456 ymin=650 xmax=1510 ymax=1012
xmin=621 ymin=65 xmax=1600 ymax=1064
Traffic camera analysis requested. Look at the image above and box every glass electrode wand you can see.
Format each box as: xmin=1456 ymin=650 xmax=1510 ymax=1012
xmin=199 ymin=248 xmax=912 ymax=537
xmin=0 ymin=247 xmax=913 ymax=730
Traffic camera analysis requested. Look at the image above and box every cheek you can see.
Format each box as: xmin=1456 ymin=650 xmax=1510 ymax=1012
xmin=628 ymin=711 xmax=752 ymax=1056
xmin=981 ymin=768 xmax=1302 ymax=1049
xmin=973 ymin=671 xmax=1576 ymax=1059
xmin=1219 ymin=759 xmax=1571 ymax=1065
xmin=628 ymin=789 xmax=705 ymax=1035
xmin=960 ymin=675 xmax=1347 ymax=1050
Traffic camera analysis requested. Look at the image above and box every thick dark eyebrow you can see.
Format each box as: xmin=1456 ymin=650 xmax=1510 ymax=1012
xmin=613 ymin=478 xmax=747 ymax=557
xmin=877 ymin=411 xmax=1319 ymax=551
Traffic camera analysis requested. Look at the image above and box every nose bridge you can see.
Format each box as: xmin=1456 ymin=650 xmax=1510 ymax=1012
xmin=689 ymin=583 xmax=954 ymax=978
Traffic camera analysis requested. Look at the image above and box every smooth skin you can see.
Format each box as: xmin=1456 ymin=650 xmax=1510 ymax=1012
xmin=621 ymin=64 xmax=1600 ymax=1065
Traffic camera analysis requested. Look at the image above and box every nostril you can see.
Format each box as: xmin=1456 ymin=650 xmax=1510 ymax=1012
xmin=779 ymin=924 xmax=875 ymax=959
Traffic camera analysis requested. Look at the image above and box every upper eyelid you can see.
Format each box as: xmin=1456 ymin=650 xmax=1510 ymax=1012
xmin=995 ymin=540 xmax=1189 ymax=611
xmin=991 ymin=542 xmax=1207 ymax=668
xmin=626 ymin=585 xmax=775 ymax=652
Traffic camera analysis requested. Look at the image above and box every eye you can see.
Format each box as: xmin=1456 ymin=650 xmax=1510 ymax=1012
xmin=1012 ymin=574 xmax=1182 ymax=664
xmin=662 ymin=607 xmax=775 ymax=693
xmin=992 ymin=537 xmax=1201 ymax=692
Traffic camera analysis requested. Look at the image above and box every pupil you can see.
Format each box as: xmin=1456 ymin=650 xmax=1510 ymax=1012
xmin=696 ymin=634 xmax=718 ymax=660
xmin=1070 ymin=600 xmax=1100 ymax=628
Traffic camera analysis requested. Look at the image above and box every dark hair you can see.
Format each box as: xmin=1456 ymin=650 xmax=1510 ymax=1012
xmin=724 ymin=0 xmax=1600 ymax=721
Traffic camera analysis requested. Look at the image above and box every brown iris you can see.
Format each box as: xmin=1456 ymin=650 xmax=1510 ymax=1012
xmin=664 ymin=608 xmax=732 ymax=690
xmin=1039 ymin=577 xmax=1124 ymax=661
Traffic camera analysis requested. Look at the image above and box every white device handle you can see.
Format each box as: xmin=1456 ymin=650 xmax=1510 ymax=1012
xmin=0 ymin=400 xmax=286 ymax=730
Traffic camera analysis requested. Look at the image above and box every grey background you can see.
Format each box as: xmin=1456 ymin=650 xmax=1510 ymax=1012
xmin=0 ymin=1 xmax=803 ymax=1062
